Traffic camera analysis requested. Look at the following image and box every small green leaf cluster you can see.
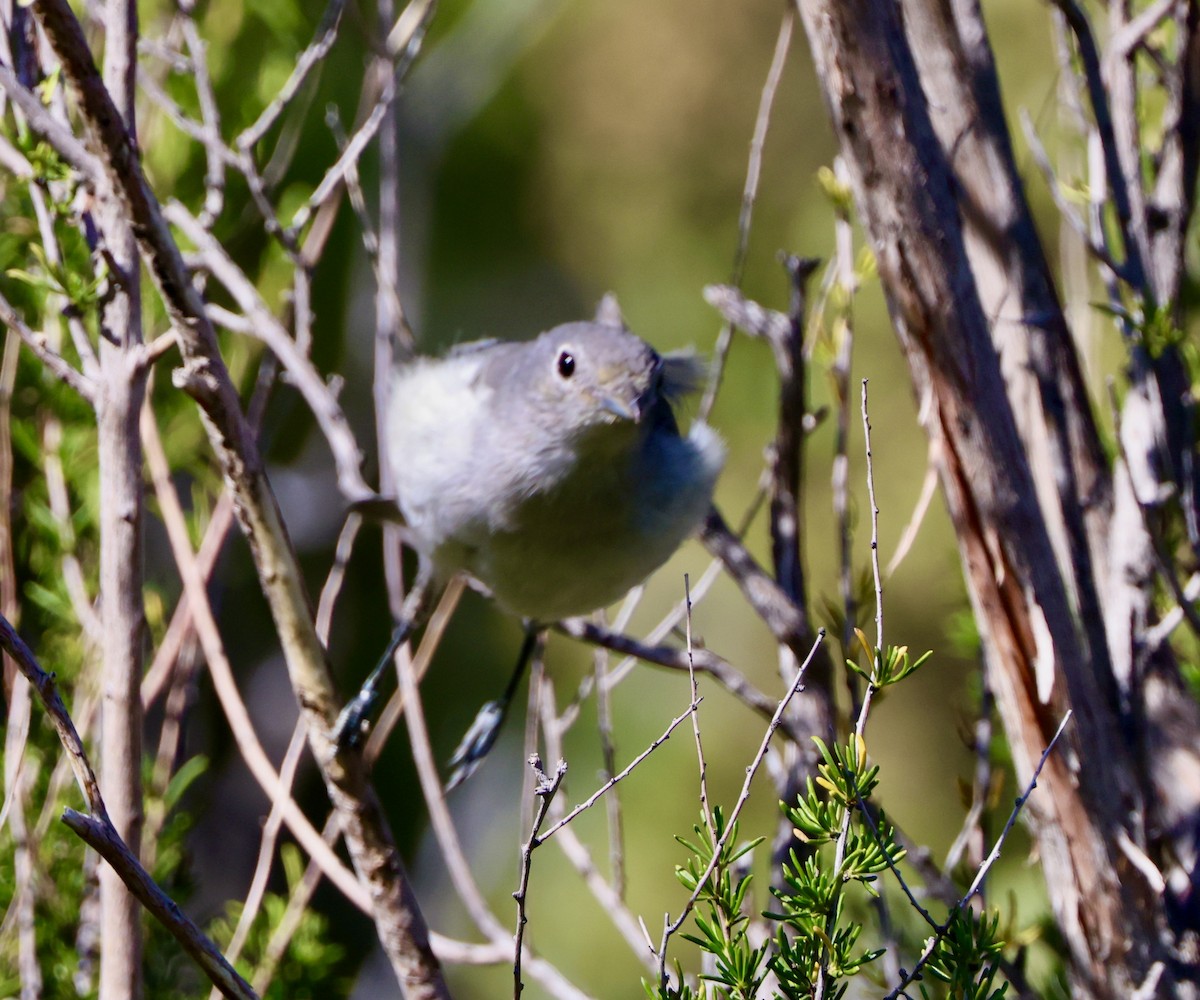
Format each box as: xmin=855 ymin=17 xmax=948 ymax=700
xmin=206 ymin=845 xmax=350 ymax=1000
xmin=847 ymin=629 xmax=931 ymax=689
xmin=0 ymin=750 xmax=206 ymax=998
xmin=918 ymin=910 xmax=1009 ymax=1000
xmin=767 ymin=735 xmax=897 ymax=999
xmin=651 ymin=807 xmax=768 ymax=999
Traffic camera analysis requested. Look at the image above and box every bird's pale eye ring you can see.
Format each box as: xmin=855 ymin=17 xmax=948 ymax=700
xmin=556 ymin=349 xmax=576 ymax=379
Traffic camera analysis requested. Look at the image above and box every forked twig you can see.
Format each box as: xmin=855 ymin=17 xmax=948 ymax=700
xmin=513 ymin=754 xmax=568 ymax=997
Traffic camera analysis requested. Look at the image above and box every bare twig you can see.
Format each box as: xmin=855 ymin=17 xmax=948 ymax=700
xmin=238 ymin=0 xmax=347 ymax=149
xmin=944 ymin=676 xmax=996 ymax=877
xmin=316 ymin=513 xmax=362 ymax=644
xmin=554 ymin=615 xmax=792 ymax=738
xmin=1047 ymin=0 xmax=1146 ymax=287
xmin=164 ymin=202 xmax=379 ymax=506
xmin=394 ymin=628 xmax=591 ymax=999
xmin=139 ymin=494 xmax=235 ymax=709
xmin=862 ymin=381 xmax=883 ymax=704
xmin=0 ymin=290 xmax=95 ymax=401
xmin=535 ymin=685 xmax=661 ymax=974
xmin=884 ymin=444 xmax=939 ymax=577
xmin=1111 ymin=0 xmax=1176 ymax=57
xmin=140 ymin=403 xmax=370 ymax=911
xmin=1019 ymin=108 xmax=1130 ymax=279
xmin=64 ymin=810 xmax=258 ymax=1000
xmin=513 ymin=754 xmax=568 ymax=997
xmin=683 ymin=577 xmax=711 ymax=835
xmin=42 ymin=419 xmax=102 ymax=641
xmin=701 ymin=6 xmax=794 ymax=419
xmin=288 ymin=0 xmax=436 ymax=238
xmin=219 ymin=721 xmax=309 ymax=984
xmin=699 ymin=506 xmax=820 ymax=662
xmin=591 ymin=636 xmax=626 ymax=898
xmin=813 ymin=380 xmax=882 ymax=1000
xmin=536 ymin=697 xmax=701 ymax=846
xmin=394 ymin=625 xmax=509 ymax=941
xmin=2 ymin=632 xmax=40 ymax=995
xmin=883 ymin=712 xmax=1074 ymax=1000
xmin=1143 ymin=571 xmax=1200 ymax=654
xmin=0 ymin=328 xmax=19 ymax=694
xmin=828 ymin=160 xmax=858 ymax=668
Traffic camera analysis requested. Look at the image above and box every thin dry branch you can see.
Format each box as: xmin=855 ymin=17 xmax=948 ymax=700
xmin=0 ymin=290 xmax=95 ymax=401
xmin=394 ymin=626 xmax=591 ymax=999
xmin=288 ymin=0 xmax=436 ymax=238
xmin=698 ymin=506 xmax=811 ymax=654
xmin=514 ymin=755 xmax=568 ymax=997
xmin=238 ymin=0 xmax=347 ymax=149
xmin=554 ymin=615 xmax=792 ymax=738
xmin=140 ymin=402 xmax=370 ymax=911
xmin=882 ymin=712 xmax=1073 ymax=1000
xmin=534 ymin=682 xmax=661 ymax=975
xmin=1048 ymin=0 xmax=1147 ymax=286
xmin=536 ymin=696 xmax=700 ymax=846
xmin=64 ymin=810 xmax=258 ymax=1000
xmin=701 ymin=6 xmax=795 ymax=419
xmin=164 ymin=202 xmax=379 ymax=507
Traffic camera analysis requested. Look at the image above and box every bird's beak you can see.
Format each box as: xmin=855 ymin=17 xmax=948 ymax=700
xmin=594 ymin=362 xmax=656 ymax=423
xmin=597 ymin=391 xmax=641 ymax=423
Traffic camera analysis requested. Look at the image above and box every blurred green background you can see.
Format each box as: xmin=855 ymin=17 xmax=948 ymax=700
xmin=132 ymin=0 xmax=1089 ymax=994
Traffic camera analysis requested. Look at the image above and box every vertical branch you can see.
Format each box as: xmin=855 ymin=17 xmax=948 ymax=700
xmin=374 ymin=0 xmax=410 ymax=620
xmin=95 ymin=1 xmax=147 ymax=996
xmin=829 ymin=157 xmax=859 ymax=710
xmin=513 ymin=755 xmax=568 ymax=998
xmin=814 ymin=381 xmax=881 ymax=1000
xmin=769 ymin=255 xmax=817 ymax=618
xmin=0 ymin=330 xmax=18 ymax=696
xmin=592 ymin=639 xmax=626 ymax=898
xmin=701 ymin=7 xmax=794 ymax=419
xmin=4 ymin=672 xmax=41 ymax=998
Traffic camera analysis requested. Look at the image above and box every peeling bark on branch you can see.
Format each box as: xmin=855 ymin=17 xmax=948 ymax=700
xmin=793 ymin=0 xmax=1196 ymax=993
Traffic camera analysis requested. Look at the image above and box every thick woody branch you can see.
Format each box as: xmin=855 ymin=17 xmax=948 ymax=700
xmin=792 ymin=0 xmax=1171 ymax=992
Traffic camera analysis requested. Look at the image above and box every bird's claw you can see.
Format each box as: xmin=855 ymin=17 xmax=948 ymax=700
xmin=444 ymin=699 xmax=507 ymax=790
xmin=332 ymin=688 xmax=377 ymax=751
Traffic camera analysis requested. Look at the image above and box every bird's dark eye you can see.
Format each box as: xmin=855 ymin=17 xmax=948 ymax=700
xmin=556 ymin=350 xmax=576 ymax=378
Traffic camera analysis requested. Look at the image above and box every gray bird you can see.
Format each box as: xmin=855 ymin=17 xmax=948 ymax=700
xmin=335 ymin=297 xmax=724 ymax=781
